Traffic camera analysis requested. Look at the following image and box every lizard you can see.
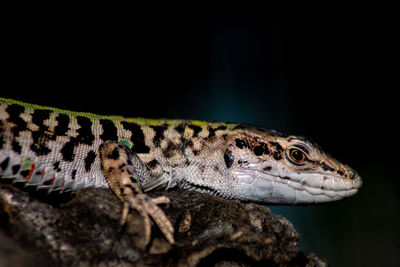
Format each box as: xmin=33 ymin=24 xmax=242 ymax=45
xmin=0 ymin=97 xmax=362 ymax=245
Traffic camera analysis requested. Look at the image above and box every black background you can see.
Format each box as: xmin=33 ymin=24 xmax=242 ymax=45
xmin=2 ymin=4 xmax=398 ymax=266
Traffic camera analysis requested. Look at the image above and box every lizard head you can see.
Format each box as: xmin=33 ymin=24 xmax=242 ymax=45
xmin=221 ymin=125 xmax=362 ymax=204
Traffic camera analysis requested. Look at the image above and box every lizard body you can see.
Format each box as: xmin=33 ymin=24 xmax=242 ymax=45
xmin=0 ymin=97 xmax=362 ymax=244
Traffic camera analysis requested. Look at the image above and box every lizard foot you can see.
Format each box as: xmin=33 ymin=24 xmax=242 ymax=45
xmin=99 ymin=140 xmax=175 ymax=245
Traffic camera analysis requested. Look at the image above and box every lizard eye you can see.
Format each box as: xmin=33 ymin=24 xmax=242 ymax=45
xmin=224 ymin=146 xmax=235 ymax=168
xmin=288 ymin=148 xmax=307 ymax=165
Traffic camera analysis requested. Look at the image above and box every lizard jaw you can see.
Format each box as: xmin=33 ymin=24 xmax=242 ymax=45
xmin=232 ymin=168 xmax=362 ymax=204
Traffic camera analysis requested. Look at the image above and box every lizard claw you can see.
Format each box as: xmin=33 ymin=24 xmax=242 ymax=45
xmin=127 ymin=194 xmax=175 ymax=245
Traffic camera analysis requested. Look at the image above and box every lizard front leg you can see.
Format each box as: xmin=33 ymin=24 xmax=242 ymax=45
xmin=99 ymin=140 xmax=174 ymax=245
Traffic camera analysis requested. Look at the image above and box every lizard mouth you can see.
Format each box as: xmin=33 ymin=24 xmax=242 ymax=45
xmin=233 ymin=168 xmax=362 ymax=204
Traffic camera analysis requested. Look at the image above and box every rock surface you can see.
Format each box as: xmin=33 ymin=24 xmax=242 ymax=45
xmin=0 ymin=184 xmax=327 ymax=266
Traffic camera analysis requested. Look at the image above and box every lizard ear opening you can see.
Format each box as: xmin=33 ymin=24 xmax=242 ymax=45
xmin=224 ymin=145 xmax=235 ymax=169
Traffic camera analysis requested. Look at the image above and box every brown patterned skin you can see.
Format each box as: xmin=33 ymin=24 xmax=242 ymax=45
xmin=0 ymin=98 xmax=362 ymax=244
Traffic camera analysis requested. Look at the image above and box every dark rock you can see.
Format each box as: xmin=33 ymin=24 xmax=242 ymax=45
xmin=0 ymin=184 xmax=328 ymax=266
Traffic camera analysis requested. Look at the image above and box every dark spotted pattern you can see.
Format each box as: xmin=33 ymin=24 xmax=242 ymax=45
xmin=187 ymin=124 xmax=202 ymax=137
xmin=253 ymin=142 xmax=269 ymax=156
xmin=184 ymin=139 xmax=194 ymax=156
xmin=20 ymin=169 xmax=30 ymax=178
xmin=163 ymin=141 xmax=181 ymax=158
xmin=272 ymin=151 xmax=282 ymax=160
xmin=174 ymin=123 xmax=186 ymax=135
xmin=30 ymin=109 xmax=52 ymax=156
xmin=31 ymin=110 xmax=51 ymax=128
xmin=147 ymin=159 xmax=159 ymax=169
xmin=29 ymin=111 xmax=70 ymax=157
xmin=12 ymin=164 xmax=21 ymax=175
xmin=192 ymin=149 xmax=200 ymax=156
xmin=75 ymin=116 xmax=95 ymax=145
xmin=54 ymin=114 xmax=70 ymax=136
xmin=120 ymin=122 xmax=150 ymax=154
xmin=100 ymin=119 xmax=119 ymax=142
xmin=253 ymin=146 xmax=264 ymax=156
xmin=53 ymin=161 xmax=60 ymax=170
xmin=207 ymin=125 xmax=227 ymax=139
xmin=235 ymin=137 xmax=285 ymax=160
xmin=71 ymin=169 xmax=77 ymax=180
xmin=150 ymin=125 xmax=168 ymax=147
xmin=108 ymin=147 xmax=120 ymax=160
xmin=320 ymin=162 xmax=335 ymax=172
xmin=269 ymin=142 xmax=283 ymax=152
xmin=84 ymin=150 xmax=97 ymax=172
xmin=11 ymin=111 xmax=71 ymax=158
xmin=61 ymin=116 xmax=95 ymax=161
xmin=60 ymin=141 xmax=75 ymax=161
xmin=5 ymin=104 xmax=27 ymax=153
xmin=0 ymin=157 xmax=9 ymax=170
xmin=269 ymin=142 xmax=284 ymax=160
xmin=235 ymin=138 xmax=249 ymax=149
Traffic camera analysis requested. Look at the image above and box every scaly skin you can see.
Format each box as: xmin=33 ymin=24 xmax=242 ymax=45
xmin=0 ymin=97 xmax=362 ymax=244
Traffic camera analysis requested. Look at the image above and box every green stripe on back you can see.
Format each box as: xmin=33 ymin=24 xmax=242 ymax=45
xmin=0 ymin=97 xmax=240 ymax=129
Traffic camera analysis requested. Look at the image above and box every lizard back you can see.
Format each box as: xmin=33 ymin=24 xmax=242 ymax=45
xmin=0 ymin=98 xmax=170 ymax=192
